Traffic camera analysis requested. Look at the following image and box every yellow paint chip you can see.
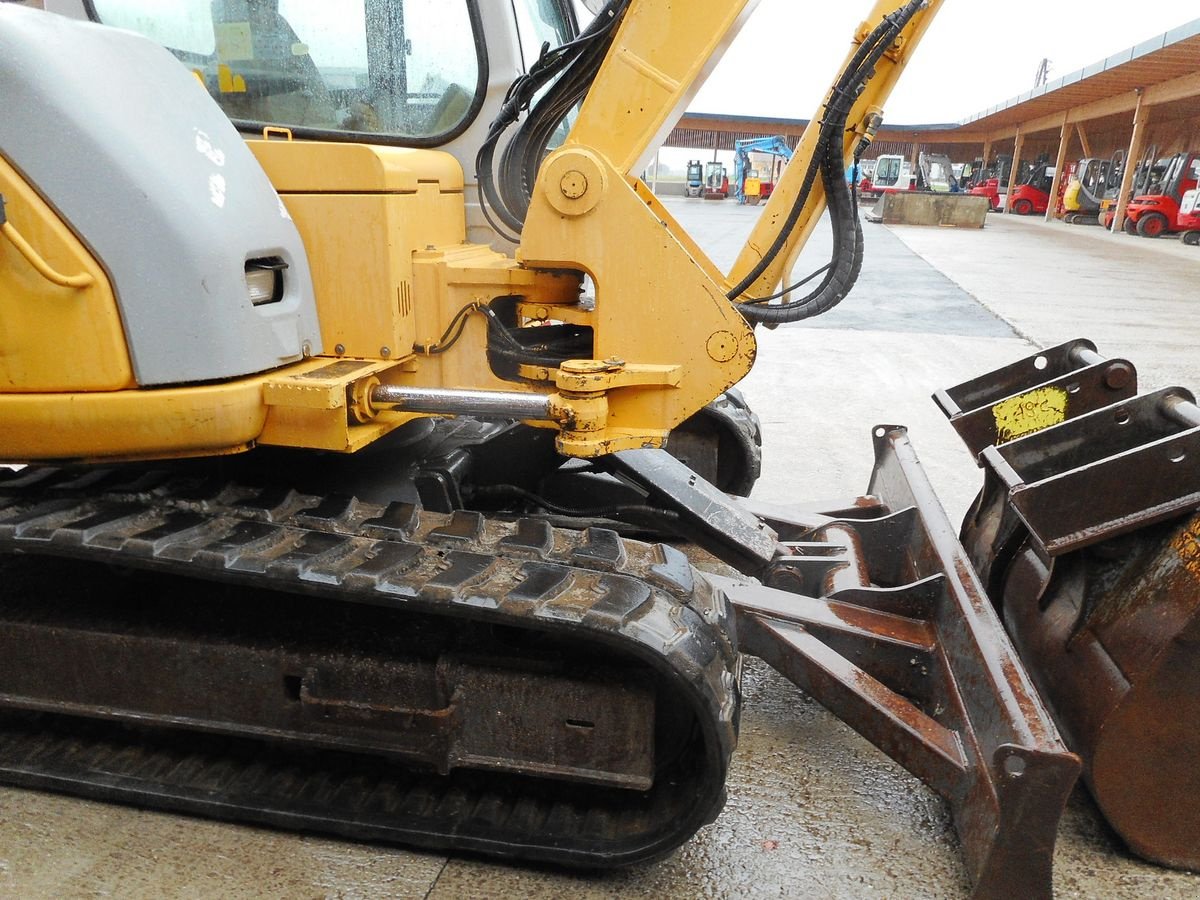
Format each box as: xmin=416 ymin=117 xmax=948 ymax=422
xmin=992 ymin=386 xmax=1068 ymax=444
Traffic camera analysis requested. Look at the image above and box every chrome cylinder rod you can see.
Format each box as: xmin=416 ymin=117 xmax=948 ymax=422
xmin=1161 ymin=392 xmax=1200 ymax=429
xmin=370 ymin=385 xmax=555 ymax=421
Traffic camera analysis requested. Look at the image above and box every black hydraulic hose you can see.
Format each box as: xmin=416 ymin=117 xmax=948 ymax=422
xmin=727 ymin=5 xmax=904 ymax=299
xmin=742 ymin=144 xmax=865 ymax=325
xmin=476 ymin=1 xmax=629 ymax=235
xmin=730 ymin=1 xmax=923 ymax=324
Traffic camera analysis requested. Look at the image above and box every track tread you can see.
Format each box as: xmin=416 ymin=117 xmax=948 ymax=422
xmin=0 ymin=466 xmax=740 ymax=867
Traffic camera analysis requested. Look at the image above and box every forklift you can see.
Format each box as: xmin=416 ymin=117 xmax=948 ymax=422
xmin=1100 ymin=146 xmax=1167 ymax=231
xmin=703 ymin=160 xmax=730 ymax=199
xmin=1008 ymin=162 xmax=1056 ymax=215
xmin=968 ymin=154 xmax=1016 ymax=211
xmin=1181 ymin=189 xmax=1200 ymax=245
xmin=1123 ymin=149 xmax=1200 ymax=237
xmin=1063 ymin=155 xmax=1118 ymax=225
xmin=685 ymin=159 xmax=704 ymax=197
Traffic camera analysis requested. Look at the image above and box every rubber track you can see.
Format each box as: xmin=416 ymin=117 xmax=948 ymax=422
xmin=0 ymin=465 xmax=740 ymax=866
xmin=700 ymin=388 xmax=763 ymax=497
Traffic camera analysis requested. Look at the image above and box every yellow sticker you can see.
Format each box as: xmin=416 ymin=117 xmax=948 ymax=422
xmin=992 ymin=386 xmax=1068 ymax=444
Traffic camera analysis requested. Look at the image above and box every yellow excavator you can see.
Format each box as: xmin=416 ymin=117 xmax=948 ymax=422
xmin=3 ymin=2 xmax=1200 ymax=897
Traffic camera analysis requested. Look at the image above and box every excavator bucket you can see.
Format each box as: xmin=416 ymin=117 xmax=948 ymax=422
xmin=939 ymin=339 xmax=1200 ymax=870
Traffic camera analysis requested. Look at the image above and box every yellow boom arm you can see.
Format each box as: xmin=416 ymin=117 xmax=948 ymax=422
xmin=512 ymin=0 xmax=943 ymax=454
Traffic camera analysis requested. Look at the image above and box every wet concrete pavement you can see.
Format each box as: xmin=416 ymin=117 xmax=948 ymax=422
xmin=3 ymin=200 xmax=1200 ymax=898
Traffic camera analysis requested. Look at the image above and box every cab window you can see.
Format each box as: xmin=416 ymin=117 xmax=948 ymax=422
xmin=510 ymin=0 xmax=578 ymax=149
xmin=511 ymin=0 xmax=575 ymax=68
xmin=90 ymin=0 xmax=485 ymax=143
xmin=877 ymin=158 xmax=900 ymax=183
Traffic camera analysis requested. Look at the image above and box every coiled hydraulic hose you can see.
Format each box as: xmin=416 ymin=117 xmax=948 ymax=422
xmin=731 ymin=0 xmax=924 ymax=325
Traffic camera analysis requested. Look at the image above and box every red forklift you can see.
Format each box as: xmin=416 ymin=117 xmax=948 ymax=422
xmin=1008 ymin=162 xmax=1056 ymax=215
xmin=1100 ymin=147 xmax=1166 ymax=231
xmin=1121 ymin=149 xmax=1200 ymax=237
xmin=1181 ymin=189 xmax=1200 ymax=246
xmin=968 ymin=154 xmax=1016 ymax=211
xmin=703 ymin=161 xmax=730 ymax=199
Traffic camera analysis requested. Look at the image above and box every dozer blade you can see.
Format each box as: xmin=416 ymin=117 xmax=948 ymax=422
xmin=942 ymin=341 xmax=1200 ymax=870
xmin=612 ymin=436 xmax=1080 ymax=899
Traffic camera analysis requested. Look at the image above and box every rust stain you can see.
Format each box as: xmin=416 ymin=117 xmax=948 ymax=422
xmin=1170 ymin=514 xmax=1200 ymax=582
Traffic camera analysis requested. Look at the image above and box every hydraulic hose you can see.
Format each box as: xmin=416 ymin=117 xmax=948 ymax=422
xmin=741 ymin=133 xmax=866 ymax=325
xmin=731 ymin=0 xmax=923 ymax=325
xmin=476 ymin=1 xmax=630 ymax=238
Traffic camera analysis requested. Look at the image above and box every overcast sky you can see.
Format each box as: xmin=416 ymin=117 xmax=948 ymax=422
xmin=688 ymin=1 xmax=1200 ymax=126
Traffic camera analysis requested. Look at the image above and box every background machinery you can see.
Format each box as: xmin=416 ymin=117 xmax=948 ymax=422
xmin=916 ymin=151 xmax=959 ymax=192
xmin=733 ymin=135 xmax=792 ymax=204
xmin=703 ymin=160 xmax=730 ymax=199
xmin=5 ymin=1 xmax=1200 ymax=897
xmin=1182 ymin=188 xmax=1200 ymax=244
xmin=1101 ymin=147 xmax=1168 ymax=231
xmin=861 ymin=151 xmax=912 ymax=197
xmin=1122 ymin=149 xmax=1200 ymax=237
xmin=685 ymin=158 xmax=704 ymax=197
xmin=1007 ymin=162 xmax=1056 ymax=215
xmin=968 ymin=153 xmax=1016 ymax=210
xmin=1063 ymin=155 xmax=1118 ymax=224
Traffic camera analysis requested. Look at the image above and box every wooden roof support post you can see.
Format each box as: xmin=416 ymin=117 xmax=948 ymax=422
xmin=1112 ymin=89 xmax=1148 ymax=234
xmin=1075 ymin=123 xmax=1092 ymax=158
xmin=1046 ymin=115 xmax=1071 ymax=222
xmin=1004 ymin=128 xmax=1024 ymax=213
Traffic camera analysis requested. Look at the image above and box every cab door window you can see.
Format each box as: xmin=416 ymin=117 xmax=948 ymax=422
xmin=90 ymin=0 xmax=486 ymax=143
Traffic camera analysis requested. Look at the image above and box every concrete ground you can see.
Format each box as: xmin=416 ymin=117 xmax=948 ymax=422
xmin=3 ymin=202 xmax=1200 ymax=898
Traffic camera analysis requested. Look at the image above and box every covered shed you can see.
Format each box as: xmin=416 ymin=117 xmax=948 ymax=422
xmin=666 ymin=19 xmax=1200 ymax=228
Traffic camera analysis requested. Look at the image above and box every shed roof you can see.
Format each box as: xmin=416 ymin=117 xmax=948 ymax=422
xmin=957 ymin=19 xmax=1200 ymax=134
xmin=672 ymin=19 xmax=1200 ymax=149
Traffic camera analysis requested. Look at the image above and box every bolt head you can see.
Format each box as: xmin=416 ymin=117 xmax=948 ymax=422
xmin=559 ymin=170 xmax=588 ymax=200
xmin=1104 ymin=362 xmax=1134 ymax=390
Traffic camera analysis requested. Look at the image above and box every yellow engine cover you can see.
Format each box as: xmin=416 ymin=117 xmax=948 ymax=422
xmin=248 ymin=140 xmax=467 ymax=362
xmin=0 ymin=153 xmax=134 ymax=392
